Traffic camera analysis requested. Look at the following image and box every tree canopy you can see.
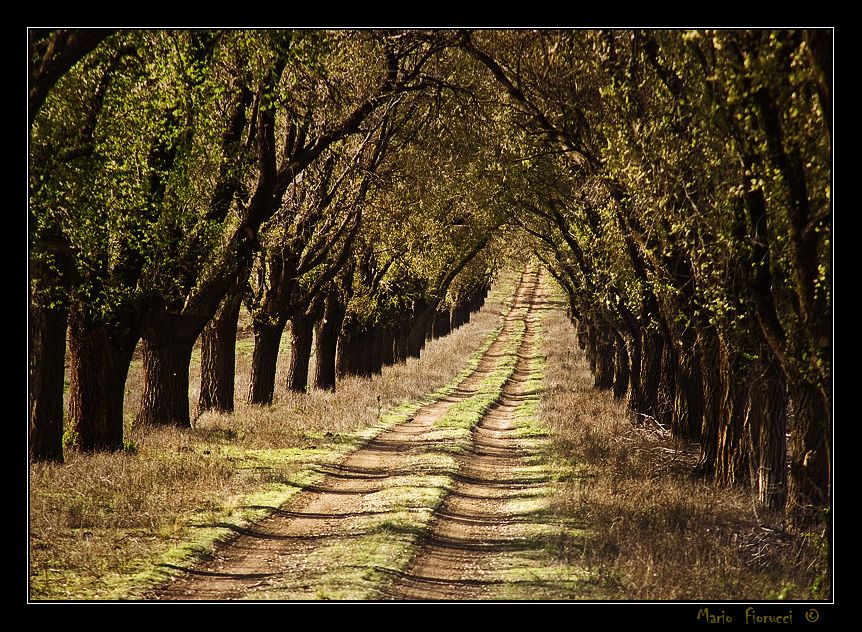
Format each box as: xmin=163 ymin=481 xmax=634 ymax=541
xmin=29 ymin=28 xmax=832 ymax=527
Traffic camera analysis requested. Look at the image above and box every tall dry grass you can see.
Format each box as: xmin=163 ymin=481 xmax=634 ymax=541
xmin=539 ymin=287 xmax=829 ymax=601
xmin=30 ymin=271 xmax=519 ymax=600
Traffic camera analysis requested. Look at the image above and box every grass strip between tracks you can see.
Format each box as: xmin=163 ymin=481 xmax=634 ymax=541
xmin=485 ymin=306 xmax=599 ymax=600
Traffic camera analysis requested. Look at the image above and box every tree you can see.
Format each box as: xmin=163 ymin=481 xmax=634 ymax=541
xmin=29 ymin=30 xmax=132 ymax=459
xmin=29 ymin=29 xmax=114 ymax=127
xmin=31 ymin=31 xmax=261 ymax=452
xmin=130 ymin=30 xmax=457 ymax=425
xmin=462 ymin=29 xmax=831 ymax=521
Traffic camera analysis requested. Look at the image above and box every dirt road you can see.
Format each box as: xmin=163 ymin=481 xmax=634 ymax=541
xmin=153 ymin=267 xmax=586 ymax=601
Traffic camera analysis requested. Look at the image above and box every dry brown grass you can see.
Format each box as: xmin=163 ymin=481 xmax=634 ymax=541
xmin=29 ymin=431 xmax=242 ymax=598
xmin=30 ymin=272 xmax=519 ymax=600
xmin=538 ymin=288 xmax=829 ymax=601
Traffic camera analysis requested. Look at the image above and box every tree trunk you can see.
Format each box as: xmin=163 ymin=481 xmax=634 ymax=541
xmin=432 ymin=309 xmax=451 ymax=339
xmin=671 ymin=329 xmax=703 ymax=441
xmin=693 ymin=328 xmax=722 ymax=478
xmin=67 ymin=307 xmax=135 ymax=452
xmin=746 ymin=355 xmax=788 ymax=514
xmin=657 ymin=337 xmax=677 ymax=427
xmin=594 ymin=326 xmax=615 ymax=390
xmin=394 ymin=315 xmax=410 ymax=363
xmin=584 ymin=324 xmax=597 ymax=375
xmin=247 ymin=320 xmax=286 ymax=405
xmin=337 ymin=317 xmax=359 ymax=377
xmin=625 ymin=325 xmax=643 ymax=416
xmin=713 ymin=340 xmax=751 ymax=487
xmin=369 ymin=325 xmax=384 ymax=375
xmin=638 ymin=327 xmax=664 ymax=423
xmin=612 ymin=330 xmax=629 ymax=400
xmin=576 ymin=327 xmax=588 ymax=351
xmin=452 ymin=305 xmax=466 ymax=329
xmin=407 ymin=304 xmax=433 ymax=359
xmin=470 ymin=286 xmax=485 ymax=313
xmin=360 ymin=328 xmax=376 ymax=377
xmin=136 ymin=333 xmax=195 ymax=428
xmin=338 ymin=317 xmax=380 ymax=378
xmin=314 ymin=291 xmax=345 ymax=391
xmin=199 ymin=269 xmax=247 ymax=413
xmin=380 ymin=327 xmax=395 ymax=367
xmin=28 ymin=300 xmax=68 ymax=463
xmin=343 ymin=325 xmax=370 ymax=378
xmin=788 ymin=378 xmax=831 ymax=524
xmin=715 ymin=391 xmax=750 ymax=486
xmin=678 ymin=352 xmax=705 ymax=441
xmin=287 ymin=312 xmax=314 ymax=393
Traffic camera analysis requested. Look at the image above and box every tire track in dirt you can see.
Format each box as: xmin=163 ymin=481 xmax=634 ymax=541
xmin=151 ymin=268 xmax=539 ymax=600
xmin=381 ymin=268 xmax=549 ymax=600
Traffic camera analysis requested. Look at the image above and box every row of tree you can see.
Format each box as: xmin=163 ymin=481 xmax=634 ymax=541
xmin=29 ymin=30 xmax=502 ymax=461
xmin=467 ymin=30 xmax=831 ymax=525
xmin=29 ymin=29 xmax=831 ymax=528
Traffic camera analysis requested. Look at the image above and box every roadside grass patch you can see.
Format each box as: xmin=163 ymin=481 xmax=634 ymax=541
xmin=537 ymin=278 xmax=829 ymax=600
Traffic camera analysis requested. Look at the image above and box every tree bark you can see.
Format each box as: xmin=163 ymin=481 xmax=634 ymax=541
xmin=432 ymin=309 xmax=451 ymax=339
xmin=337 ymin=316 xmax=372 ymax=377
xmin=67 ymin=306 xmax=136 ymax=451
xmin=337 ymin=317 xmax=356 ymax=377
xmin=461 ymin=304 xmax=471 ymax=325
xmin=247 ymin=320 xmax=286 ymax=405
xmin=672 ymin=347 xmax=704 ymax=441
xmin=28 ymin=300 xmax=68 ymax=462
xmin=199 ymin=271 xmax=246 ymax=413
xmin=746 ymin=355 xmax=788 ymax=513
xmin=657 ymin=337 xmax=677 ymax=427
xmin=287 ymin=312 xmax=314 ymax=393
xmin=380 ymin=326 xmax=396 ymax=367
xmin=451 ymin=305 xmax=466 ymax=329
xmin=394 ymin=315 xmax=410 ymax=363
xmin=788 ymin=378 xmax=831 ymax=524
xmin=638 ymin=326 xmax=664 ymax=423
xmin=576 ymin=327 xmax=588 ymax=352
xmin=612 ymin=329 xmax=629 ymax=400
xmin=314 ymin=290 xmax=346 ymax=391
xmin=369 ymin=325 xmax=385 ymax=375
xmin=626 ymin=328 xmax=643 ymax=415
xmin=469 ymin=285 xmax=486 ymax=313
xmin=713 ymin=340 xmax=751 ymax=487
xmin=361 ymin=327 xmax=377 ymax=376
xmin=584 ymin=324 xmax=597 ymax=375
xmin=594 ymin=325 xmax=615 ymax=390
xmin=693 ymin=327 xmax=722 ymax=478
xmin=342 ymin=324 xmax=374 ymax=378
xmin=407 ymin=303 xmax=432 ymax=358
xmin=136 ymin=331 xmax=195 ymax=427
